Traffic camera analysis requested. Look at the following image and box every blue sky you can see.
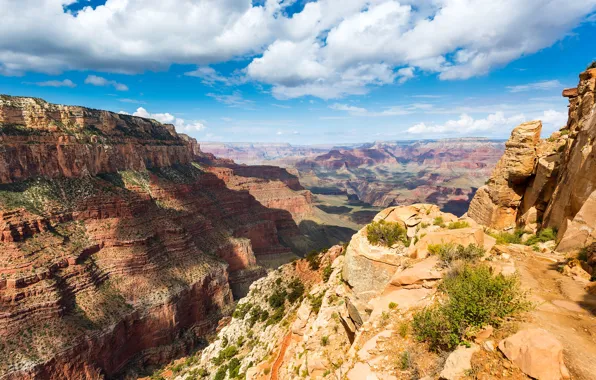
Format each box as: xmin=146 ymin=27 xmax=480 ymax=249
xmin=1 ymin=0 xmax=595 ymax=144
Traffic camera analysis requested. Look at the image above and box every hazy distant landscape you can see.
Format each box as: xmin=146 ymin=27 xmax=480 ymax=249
xmin=201 ymin=138 xmax=505 ymax=221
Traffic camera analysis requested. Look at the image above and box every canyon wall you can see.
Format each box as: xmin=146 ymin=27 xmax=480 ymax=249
xmin=0 ymin=95 xmax=313 ymax=378
xmin=469 ymin=68 xmax=596 ymax=252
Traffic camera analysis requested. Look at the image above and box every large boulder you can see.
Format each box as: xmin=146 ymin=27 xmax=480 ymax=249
xmin=468 ymin=121 xmax=542 ymax=230
xmin=498 ymin=328 xmax=570 ymax=380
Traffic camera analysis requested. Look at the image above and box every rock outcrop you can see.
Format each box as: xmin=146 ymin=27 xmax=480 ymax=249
xmin=469 ymin=68 xmax=596 ymax=252
xmin=468 ymin=120 xmax=542 ymax=230
xmin=0 ymin=95 xmax=318 ymax=378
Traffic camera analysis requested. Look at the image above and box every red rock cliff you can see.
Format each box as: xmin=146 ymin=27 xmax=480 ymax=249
xmin=0 ymin=95 xmax=311 ymax=378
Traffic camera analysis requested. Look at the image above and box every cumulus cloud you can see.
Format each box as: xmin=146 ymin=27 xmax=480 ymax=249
xmin=31 ymin=79 xmax=76 ymax=88
xmin=132 ymin=107 xmax=206 ymax=133
xmin=407 ymin=109 xmax=567 ymax=136
xmin=84 ymin=75 xmax=128 ymax=91
xmin=0 ymin=0 xmax=594 ymax=98
xmin=507 ymin=80 xmax=563 ymax=93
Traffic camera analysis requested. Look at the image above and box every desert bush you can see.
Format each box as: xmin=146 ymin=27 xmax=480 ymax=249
xmin=228 ymin=357 xmax=241 ymax=378
xmin=447 ymin=221 xmax=470 ymax=229
xmin=309 ymin=292 xmax=325 ymax=314
xmin=232 ymin=302 xmax=252 ymax=319
xmin=214 ymin=366 xmax=227 ymax=380
xmin=428 ymin=243 xmax=485 ymax=264
xmin=287 ymin=278 xmax=305 ymax=303
xmin=268 ymin=289 xmax=287 ymax=309
xmin=366 ymin=220 xmax=407 ymax=247
xmin=321 ymin=336 xmax=329 ymax=346
xmin=489 ymin=229 xmax=524 ymax=245
xmin=412 ymin=264 xmax=530 ymax=350
xmin=266 ymin=306 xmax=285 ymax=326
xmin=524 ymin=228 xmax=557 ymax=246
xmin=433 ymin=216 xmax=446 ymax=228
xmin=322 ymin=264 xmax=333 ymax=282
xmin=587 ymin=60 xmax=596 ymax=70
xmin=306 ymin=250 xmax=321 ymax=270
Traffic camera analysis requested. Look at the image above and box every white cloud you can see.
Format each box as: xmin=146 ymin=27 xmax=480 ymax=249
xmin=407 ymin=112 xmax=526 ymax=135
xmin=406 ymin=109 xmax=567 ymax=136
xmin=85 ymin=75 xmax=128 ymax=91
xmin=507 ymin=80 xmax=563 ymax=93
xmin=31 ymin=79 xmax=76 ymax=88
xmin=132 ymin=107 xmax=206 ymax=133
xmin=0 ymin=0 xmax=594 ymax=99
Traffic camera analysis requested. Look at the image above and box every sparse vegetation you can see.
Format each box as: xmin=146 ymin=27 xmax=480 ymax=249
xmin=447 ymin=221 xmax=470 ymax=229
xmin=524 ymin=228 xmax=557 ymax=246
xmin=366 ymin=220 xmax=407 ymax=247
xmin=412 ymin=264 xmax=530 ymax=351
xmin=322 ymin=264 xmax=333 ymax=282
xmin=433 ymin=216 xmax=446 ymax=228
xmin=309 ymin=292 xmax=325 ymax=314
xmin=488 ymin=229 xmax=524 ymax=245
xmin=587 ymin=60 xmax=596 ymax=70
xmin=428 ymin=243 xmax=485 ymax=265
xmin=306 ymin=250 xmax=322 ymax=270
xmin=321 ymin=336 xmax=329 ymax=346
xmin=287 ymin=278 xmax=305 ymax=303
xmin=388 ymin=302 xmax=398 ymax=310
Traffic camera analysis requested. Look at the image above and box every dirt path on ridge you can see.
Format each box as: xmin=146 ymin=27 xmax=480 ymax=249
xmin=515 ymin=251 xmax=596 ymax=379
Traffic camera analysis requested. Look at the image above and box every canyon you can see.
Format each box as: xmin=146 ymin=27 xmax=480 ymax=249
xmin=0 ymin=95 xmax=352 ymax=378
xmin=200 ymin=138 xmax=505 ymax=220
xmin=150 ymin=68 xmax=596 ymax=380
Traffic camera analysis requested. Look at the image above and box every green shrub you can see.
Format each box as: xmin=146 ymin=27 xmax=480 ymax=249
xmin=309 ymin=292 xmax=324 ymax=314
xmin=220 ymin=345 xmax=238 ymax=360
xmin=578 ymin=247 xmax=589 ymax=262
xmin=321 ymin=336 xmax=329 ymax=346
xmin=489 ymin=229 xmax=524 ymax=245
xmin=228 ymin=357 xmax=241 ymax=378
xmin=388 ymin=302 xmax=398 ymax=310
xmin=322 ymin=264 xmax=333 ymax=282
xmin=268 ymin=289 xmax=287 ymax=309
xmin=287 ymin=278 xmax=305 ymax=303
xmin=233 ymin=302 xmax=252 ymax=319
xmin=433 ymin=216 xmax=446 ymax=228
xmin=306 ymin=250 xmax=321 ymax=270
xmin=587 ymin=60 xmax=596 ymax=70
xmin=266 ymin=306 xmax=285 ymax=326
xmin=413 ymin=264 xmax=530 ymax=351
xmin=214 ymin=366 xmax=227 ymax=380
xmin=428 ymin=243 xmax=485 ymax=264
xmin=366 ymin=220 xmax=407 ymax=247
xmin=447 ymin=221 xmax=470 ymax=229
xmin=524 ymin=228 xmax=557 ymax=246
xmin=399 ymin=350 xmax=412 ymax=370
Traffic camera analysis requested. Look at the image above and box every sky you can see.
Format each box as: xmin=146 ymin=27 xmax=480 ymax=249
xmin=1 ymin=0 xmax=596 ymax=144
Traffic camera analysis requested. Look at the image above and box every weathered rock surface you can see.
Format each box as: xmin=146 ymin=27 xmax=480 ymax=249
xmin=498 ymin=328 xmax=570 ymax=380
xmin=0 ymin=95 xmax=318 ymax=378
xmin=468 ymin=121 xmax=542 ymax=230
xmin=440 ymin=344 xmax=480 ymax=380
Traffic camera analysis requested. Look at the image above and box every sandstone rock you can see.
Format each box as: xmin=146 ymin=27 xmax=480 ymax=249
xmin=439 ymin=344 xmax=480 ymax=380
xmin=389 ymin=256 xmax=442 ymax=286
xmin=498 ymin=328 xmax=570 ymax=380
xmin=468 ymin=121 xmax=542 ymax=230
xmin=474 ymin=325 xmax=494 ymax=343
xmin=562 ymin=87 xmax=578 ymax=98
xmin=342 ymin=225 xmax=406 ymax=300
xmin=562 ymin=259 xmax=592 ymax=282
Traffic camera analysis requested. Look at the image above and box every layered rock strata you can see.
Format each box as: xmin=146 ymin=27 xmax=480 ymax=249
xmin=0 ymin=95 xmax=314 ymax=378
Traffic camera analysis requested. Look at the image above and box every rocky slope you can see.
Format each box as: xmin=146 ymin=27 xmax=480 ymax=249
xmin=0 ymin=95 xmax=332 ymax=378
xmin=469 ymin=68 xmax=596 ymax=252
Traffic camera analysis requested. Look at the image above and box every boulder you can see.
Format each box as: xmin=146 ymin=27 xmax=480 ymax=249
xmin=439 ymin=344 xmax=480 ymax=380
xmin=389 ymin=256 xmax=442 ymax=286
xmin=498 ymin=328 xmax=570 ymax=380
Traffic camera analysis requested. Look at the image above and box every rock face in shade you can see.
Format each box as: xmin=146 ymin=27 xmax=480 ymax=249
xmin=467 ymin=121 xmax=542 ymax=230
xmin=0 ymin=95 xmax=318 ymax=378
xmin=544 ymin=69 xmax=596 ymax=251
